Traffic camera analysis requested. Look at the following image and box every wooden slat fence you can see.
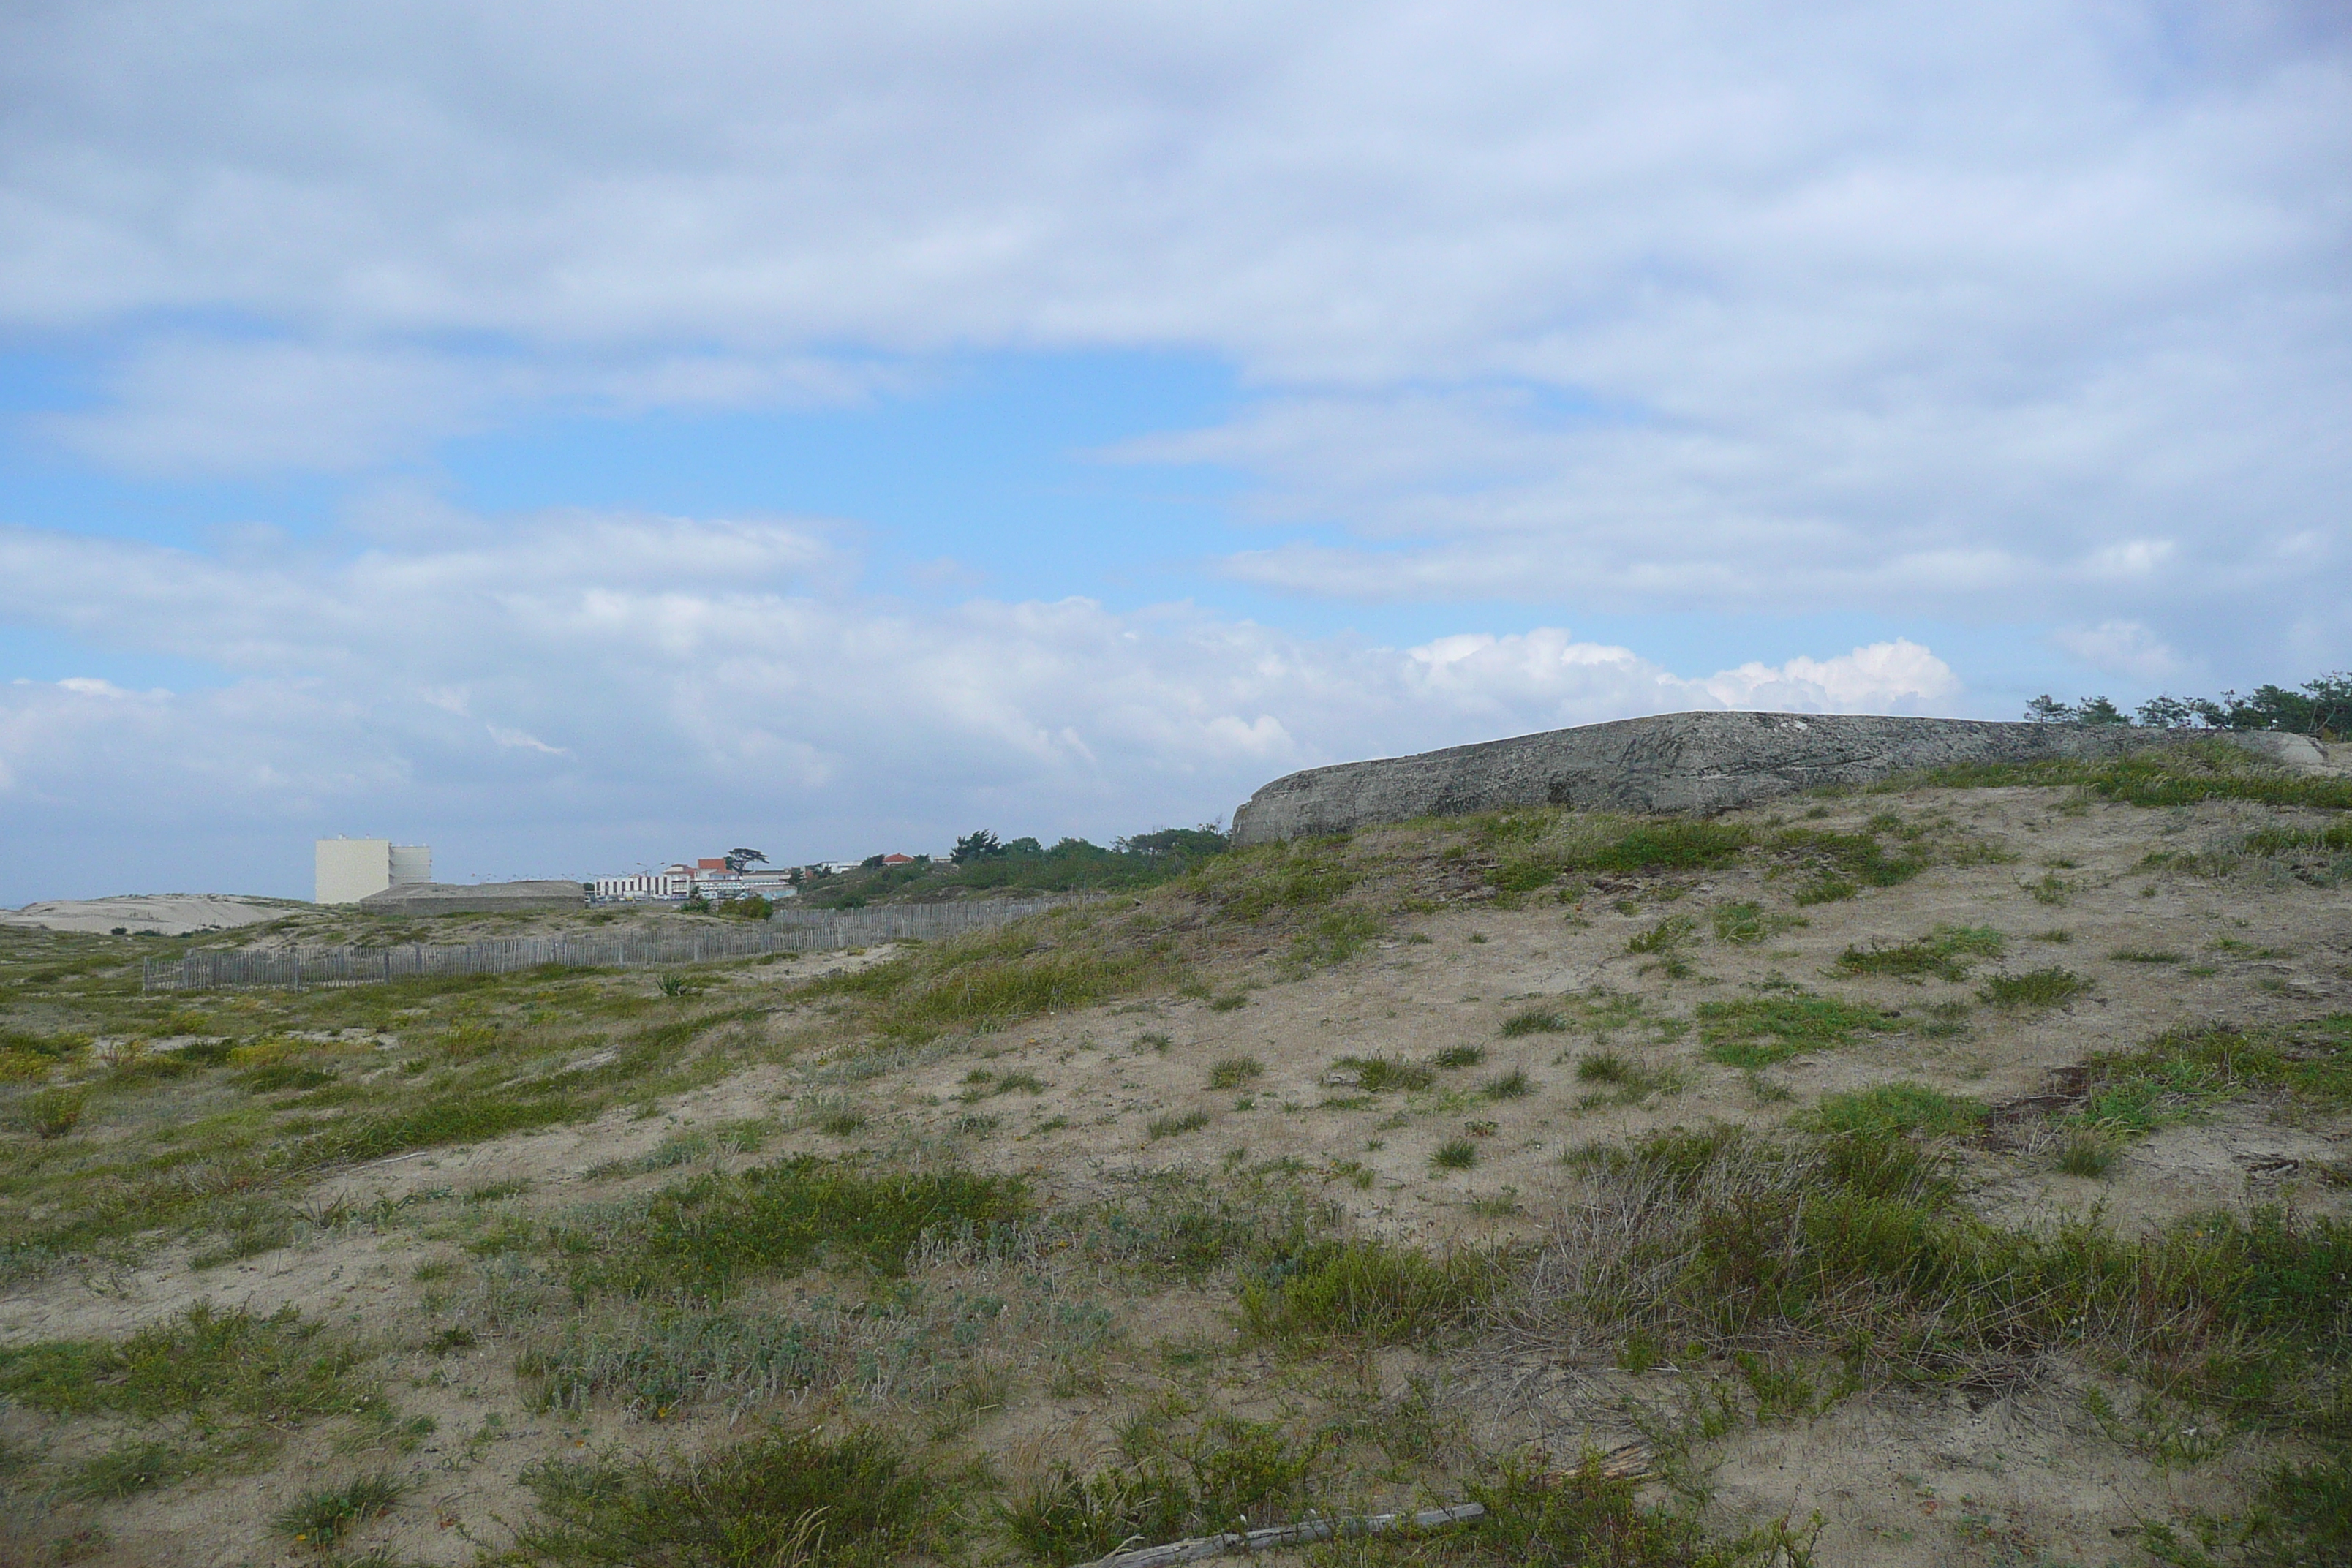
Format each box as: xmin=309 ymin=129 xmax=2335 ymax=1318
xmin=143 ymin=897 xmax=1082 ymax=992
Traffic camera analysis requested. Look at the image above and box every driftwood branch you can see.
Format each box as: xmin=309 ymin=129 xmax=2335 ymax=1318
xmin=1079 ymin=1502 xmax=1487 ymax=1568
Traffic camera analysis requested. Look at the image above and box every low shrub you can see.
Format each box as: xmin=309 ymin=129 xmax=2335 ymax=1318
xmin=271 ymin=1474 xmax=404 ymax=1550
xmin=516 ymin=1426 xmax=943 ymax=1568
xmin=1241 ymin=1237 xmax=1490 ymax=1343
xmin=0 ymin=1303 xmax=376 ymax=1424
xmin=998 ymin=1417 xmax=1323 ymax=1561
xmin=21 ymin=1088 xmax=85 ymax=1139
xmin=573 ymin=1158 xmax=1028 ymax=1297
xmin=1806 ymin=1082 xmax=1983 ymax=1139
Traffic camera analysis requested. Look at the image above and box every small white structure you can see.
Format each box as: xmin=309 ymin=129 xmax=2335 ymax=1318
xmin=315 ymin=838 xmax=432 ymax=905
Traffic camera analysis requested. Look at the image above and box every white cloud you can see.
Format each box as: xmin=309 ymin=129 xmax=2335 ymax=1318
xmin=0 ymin=508 xmax=1975 ymax=900
xmin=1700 ymin=639 xmax=1960 ymax=713
xmin=0 ymin=0 xmax=2339 ymax=661
xmin=2051 ymin=620 xmax=2189 ymax=682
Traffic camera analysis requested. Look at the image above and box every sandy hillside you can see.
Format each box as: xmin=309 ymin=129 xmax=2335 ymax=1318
xmin=1 ymin=764 xmax=2348 ymax=1567
xmin=0 ymin=895 xmax=301 ymax=938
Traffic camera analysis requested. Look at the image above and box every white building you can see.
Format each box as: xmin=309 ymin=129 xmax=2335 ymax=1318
xmin=592 ymin=866 xmax=695 ymax=901
xmin=591 ymin=856 xmax=801 ymax=904
xmin=315 ymin=838 xmax=432 ymax=904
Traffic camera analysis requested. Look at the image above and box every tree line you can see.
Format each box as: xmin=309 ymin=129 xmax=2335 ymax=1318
xmin=2027 ymin=672 xmax=2350 ymax=739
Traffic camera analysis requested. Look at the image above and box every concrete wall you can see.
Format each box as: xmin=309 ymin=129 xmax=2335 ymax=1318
xmin=356 ymin=880 xmax=585 ymax=916
xmin=1229 ymin=712 xmax=2332 ymax=845
xmin=388 ymin=845 xmax=432 ymax=885
xmin=315 ymin=838 xmax=391 ymax=904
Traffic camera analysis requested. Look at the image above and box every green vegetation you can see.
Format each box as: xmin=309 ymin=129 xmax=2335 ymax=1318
xmin=1711 ymin=900 xmax=1803 ymax=946
xmin=1207 ymin=1055 xmax=1265 ymax=1089
xmin=1569 ymin=1049 xmax=1685 ymax=1109
xmin=802 ymin=915 xmax=1177 ymax=1040
xmin=271 ymin=1474 xmax=404 ymax=1550
xmin=2067 ymin=1019 xmax=2352 ymax=1136
xmin=1898 ymin=737 xmax=2352 ymax=811
xmin=1481 ymin=1068 xmax=1532 ymax=1101
xmin=71 ymin=1438 xmax=206 ymax=1501
xmin=0 ymin=1303 xmax=377 ymax=1424
xmin=1190 ymin=840 xmax=1358 ymax=920
xmin=1626 ymin=914 xmax=1695 ymax=955
xmin=998 ymin=1417 xmax=1321 ymax=1561
xmin=1771 ymin=823 xmax=1942 ymax=904
xmin=799 ymin=825 xmax=1230 ymax=908
xmin=1695 ymin=994 xmax=1889 ymax=1068
xmin=1433 ymin=1138 xmax=1479 ymax=1171
xmin=1804 ymin=1082 xmax=1984 ymax=1139
xmin=1291 ymin=907 xmax=1387 ymax=966
xmin=1979 ymin=967 xmax=2090 ymax=1010
xmin=568 ymin=1158 xmax=1028 ymax=1297
xmin=1492 ymin=815 xmax=1754 ymax=894
xmin=1333 ymin=1055 xmax=1436 ymax=1092
xmin=1831 ymin=924 xmax=2005 ymax=982
xmin=2026 ymin=674 xmax=2351 ymax=739
xmin=8 ymin=767 xmax=2351 ymax=1564
xmin=1539 ymin=1123 xmax=2352 ymax=1429
xmin=515 ymin=1425 xmax=944 ymax=1568
xmin=2057 ymin=1132 xmax=2119 ymax=1179
xmin=1240 ymin=1237 xmax=1488 ymax=1344
xmin=20 ymin=1086 xmax=84 ymax=1138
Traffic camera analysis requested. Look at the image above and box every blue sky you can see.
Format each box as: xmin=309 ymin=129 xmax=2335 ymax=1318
xmin=1 ymin=1 xmax=2345 ymax=902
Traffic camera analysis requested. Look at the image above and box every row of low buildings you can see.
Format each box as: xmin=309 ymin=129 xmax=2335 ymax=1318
xmin=590 ymin=852 xmax=923 ymax=905
xmin=311 ymin=836 xmax=927 ymax=909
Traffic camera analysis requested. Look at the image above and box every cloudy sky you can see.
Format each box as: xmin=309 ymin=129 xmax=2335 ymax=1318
xmin=2 ymin=1 xmax=2345 ymax=901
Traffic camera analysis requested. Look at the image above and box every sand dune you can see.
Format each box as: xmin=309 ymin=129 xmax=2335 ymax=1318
xmin=0 ymin=893 xmax=298 ymax=935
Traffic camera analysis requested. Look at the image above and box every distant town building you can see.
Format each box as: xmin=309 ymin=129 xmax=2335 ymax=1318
xmin=591 ymin=856 xmax=801 ymax=904
xmin=315 ymin=838 xmax=432 ymax=904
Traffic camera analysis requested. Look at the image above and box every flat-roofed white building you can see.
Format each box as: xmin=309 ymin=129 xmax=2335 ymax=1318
xmin=592 ymin=865 xmax=695 ymax=902
xmin=315 ymin=838 xmax=432 ymax=904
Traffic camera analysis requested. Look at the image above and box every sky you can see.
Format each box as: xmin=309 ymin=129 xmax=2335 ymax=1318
xmin=1 ymin=1 xmax=2346 ymax=902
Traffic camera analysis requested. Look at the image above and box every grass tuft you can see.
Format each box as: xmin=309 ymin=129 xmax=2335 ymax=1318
xmin=1207 ymin=1056 xmax=1264 ymax=1090
xmin=516 ymin=1426 xmax=941 ymax=1568
xmin=1147 ymin=1110 xmax=1213 ymax=1139
xmin=1481 ymin=1068 xmax=1532 ymax=1101
xmin=1979 ymin=968 xmax=2090 ymax=1010
xmin=1333 ymin=1055 xmax=1435 ymax=1092
xmin=271 ymin=1474 xmax=404 ymax=1550
xmin=0 ymin=1303 xmax=376 ymax=1423
xmin=2057 ymin=1132 xmax=2119 ymax=1179
xmin=1805 ymin=1082 xmax=1984 ymax=1139
xmin=570 ymin=1158 xmax=1027 ymax=1297
xmin=1241 ymin=1238 xmax=1489 ymax=1343
xmin=1832 ymin=924 xmax=2005 ymax=983
xmin=1695 ymin=994 xmax=1889 ymax=1068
